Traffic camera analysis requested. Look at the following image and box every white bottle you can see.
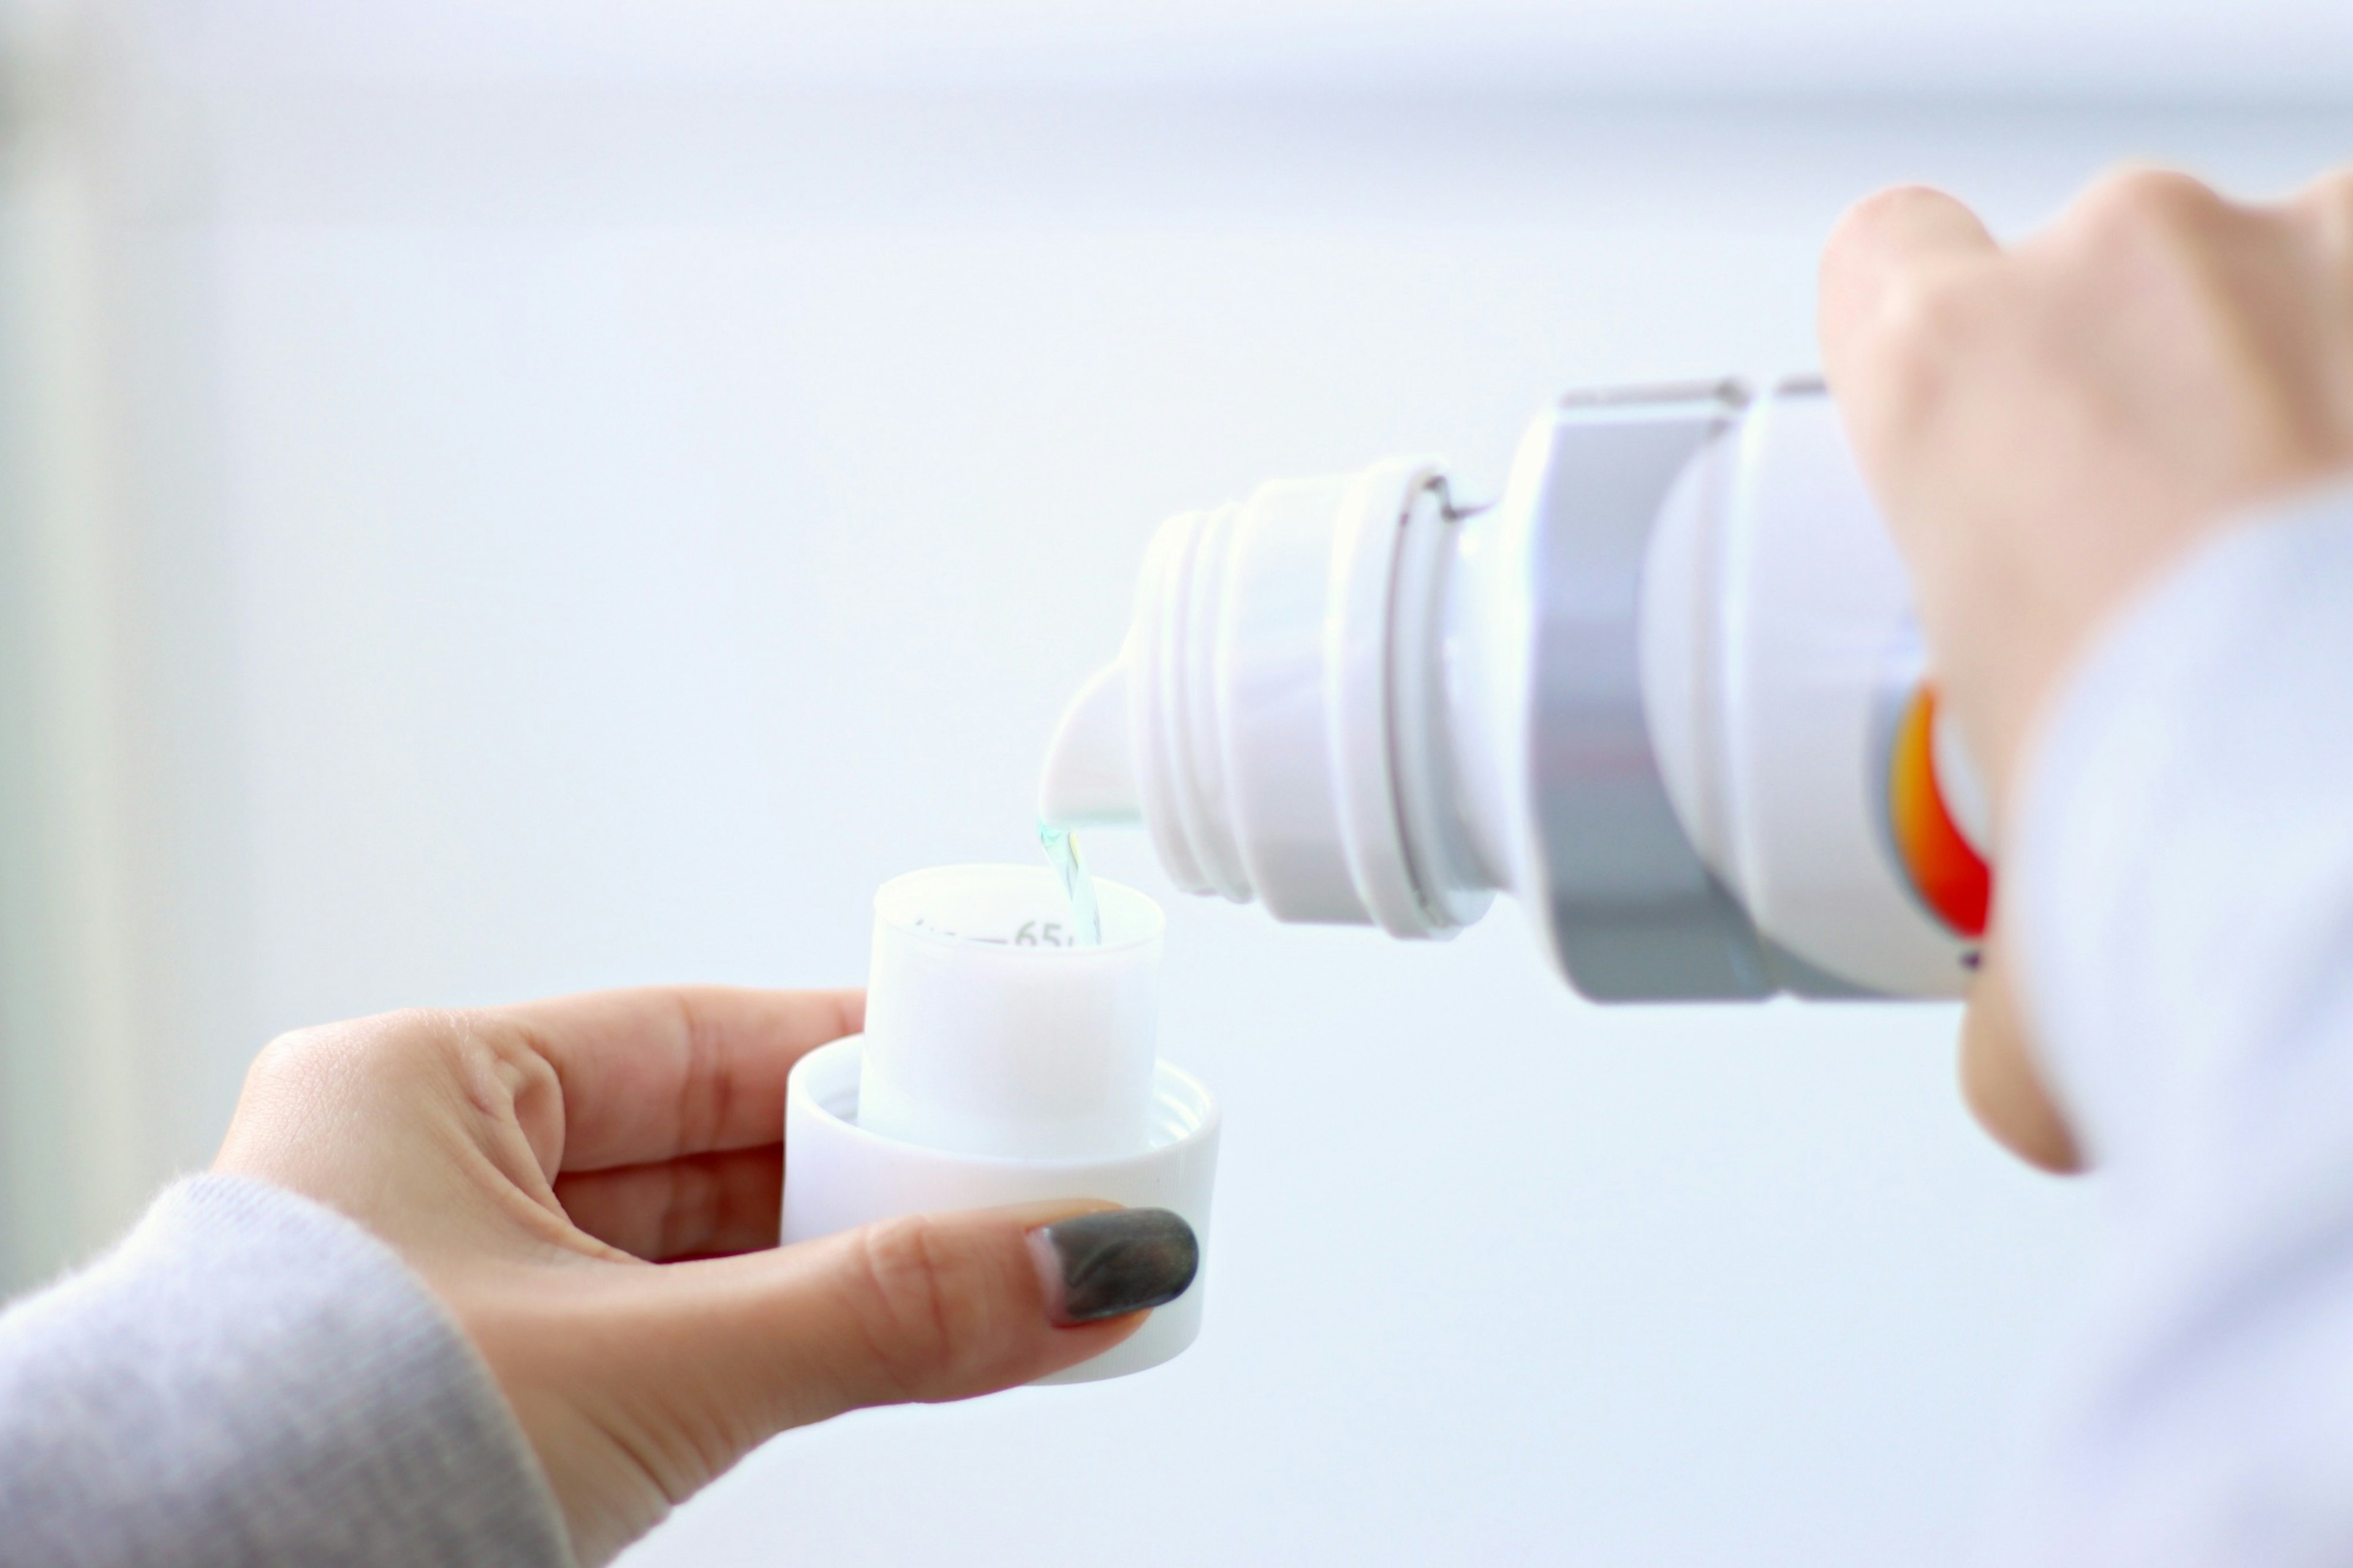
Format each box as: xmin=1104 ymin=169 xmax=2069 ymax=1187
xmin=1037 ymin=377 xmax=1993 ymax=1001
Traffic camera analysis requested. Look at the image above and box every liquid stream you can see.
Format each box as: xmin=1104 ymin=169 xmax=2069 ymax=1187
xmin=1038 ymin=823 xmax=1102 ymax=946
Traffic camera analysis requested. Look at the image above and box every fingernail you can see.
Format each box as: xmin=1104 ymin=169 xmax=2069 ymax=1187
xmin=1028 ymin=1208 xmax=1199 ymax=1325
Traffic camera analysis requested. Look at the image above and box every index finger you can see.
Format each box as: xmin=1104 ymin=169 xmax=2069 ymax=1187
xmin=1818 ymin=184 xmax=2000 ymax=406
xmin=479 ymin=985 xmax=864 ymax=1172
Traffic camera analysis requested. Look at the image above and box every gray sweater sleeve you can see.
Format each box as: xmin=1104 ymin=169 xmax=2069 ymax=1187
xmin=0 ymin=1175 xmax=572 ymax=1568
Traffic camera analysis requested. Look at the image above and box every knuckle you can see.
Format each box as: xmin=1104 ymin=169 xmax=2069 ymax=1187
xmin=1866 ymin=268 xmax=1988 ymax=422
xmin=2304 ymin=165 xmax=2353 ymax=206
xmin=843 ymin=1216 xmax=996 ymax=1399
xmin=2071 ymin=167 xmax=2230 ymax=251
xmin=245 ymin=1007 xmax=469 ymax=1097
xmin=2293 ymin=167 xmax=2353 ymax=240
xmin=241 ymin=1024 xmax=335 ymax=1095
xmin=1881 ymin=267 xmax=1984 ymax=354
xmin=1838 ymin=182 xmax=1949 ymax=238
xmin=358 ymin=1007 xmax=468 ymax=1077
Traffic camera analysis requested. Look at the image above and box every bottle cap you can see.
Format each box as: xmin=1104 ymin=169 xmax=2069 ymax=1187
xmin=781 ymin=865 xmax=1220 ymax=1382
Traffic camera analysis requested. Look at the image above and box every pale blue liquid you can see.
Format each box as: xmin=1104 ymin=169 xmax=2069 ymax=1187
xmin=1038 ymin=822 xmax=1102 ymax=946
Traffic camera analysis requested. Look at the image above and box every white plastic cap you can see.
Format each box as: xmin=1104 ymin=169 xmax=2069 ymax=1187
xmin=781 ymin=865 xmax=1221 ymax=1382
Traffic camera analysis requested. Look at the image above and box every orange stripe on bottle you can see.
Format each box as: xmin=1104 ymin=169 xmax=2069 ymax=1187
xmin=1887 ymin=685 xmax=1990 ymax=939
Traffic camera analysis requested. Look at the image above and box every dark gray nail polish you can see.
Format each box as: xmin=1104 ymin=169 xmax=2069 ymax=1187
xmin=1033 ymin=1208 xmax=1199 ymax=1324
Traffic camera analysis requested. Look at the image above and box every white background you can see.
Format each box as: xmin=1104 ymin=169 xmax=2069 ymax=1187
xmin=29 ymin=3 xmax=2353 ymax=1564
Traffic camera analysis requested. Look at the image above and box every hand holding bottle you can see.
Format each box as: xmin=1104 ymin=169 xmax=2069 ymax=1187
xmin=1819 ymin=167 xmax=2353 ymax=1168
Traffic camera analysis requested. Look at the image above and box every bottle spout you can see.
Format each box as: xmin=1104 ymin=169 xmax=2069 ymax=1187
xmin=1037 ymin=654 xmax=1141 ymax=827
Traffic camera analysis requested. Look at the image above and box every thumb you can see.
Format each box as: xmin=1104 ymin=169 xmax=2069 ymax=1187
xmin=742 ymin=1202 xmax=1200 ymax=1420
xmin=500 ymin=1203 xmax=1199 ymax=1561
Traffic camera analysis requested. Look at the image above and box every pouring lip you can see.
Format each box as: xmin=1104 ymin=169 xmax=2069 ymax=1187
xmin=1035 ymin=656 xmax=1142 ymax=827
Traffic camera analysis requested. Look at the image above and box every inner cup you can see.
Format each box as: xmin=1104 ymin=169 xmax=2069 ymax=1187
xmin=857 ymin=865 xmax=1166 ymax=1160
